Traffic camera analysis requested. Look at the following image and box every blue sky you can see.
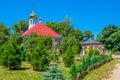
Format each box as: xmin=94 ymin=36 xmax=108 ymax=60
xmin=0 ymin=0 xmax=120 ymax=37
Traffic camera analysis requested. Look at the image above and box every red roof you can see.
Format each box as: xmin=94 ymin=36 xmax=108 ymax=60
xmin=22 ymin=22 xmax=61 ymax=38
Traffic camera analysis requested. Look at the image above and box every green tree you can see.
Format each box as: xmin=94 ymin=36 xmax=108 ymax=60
xmin=31 ymin=36 xmax=52 ymax=71
xmin=97 ymin=24 xmax=119 ymax=50
xmin=60 ymin=36 xmax=81 ymax=54
xmin=83 ymin=30 xmax=94 ymax=40
xmin=107 ymin=30 xmax=120 ymax=52
xmin=63 ymin=48 xmax=75 ymax=67
xmin=58 ymin=17 xmax=73 ymax=37
xmin=69 ymin=29 xmax=83 ymax=41
xmin=22 ymin=33 xmax=38 ymax=61
xmin=1 ymin=34 xmax=21 ymax=70
xmin=12 ymin=20 xmax=28 ymax=34
xmin=0 ymin=23 xmax=10 ymax=46
xmin=43 ymin=63 xmax=66 ymax=80
xmin=46 ymin=22 xmax=59 ymax=33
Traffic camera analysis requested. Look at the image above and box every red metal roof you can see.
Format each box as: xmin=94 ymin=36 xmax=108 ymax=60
xmin=22 ymin=22 xmax=61 ymax=38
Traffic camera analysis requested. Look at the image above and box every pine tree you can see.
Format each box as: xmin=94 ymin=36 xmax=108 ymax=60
xmin=1 ymin=34 xmax=21 ymax=70
xmin=43 ymin=63 xmax=66 ymax=80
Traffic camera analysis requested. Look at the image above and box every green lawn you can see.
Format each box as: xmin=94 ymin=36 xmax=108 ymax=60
xmin=83 ymin=59 xmax=120 ymax=80
xmin=0 ymin=59 xmax=71 ymax=80
xmin=0 ymin=62 xmax=44 ymax=80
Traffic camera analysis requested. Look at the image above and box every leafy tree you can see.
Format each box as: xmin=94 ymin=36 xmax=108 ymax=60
xmin=1 ymin=34 xmax=21 ymax=70
xmin=58 ymin=17 xmax=73 ymax=37
xmin=60 ymin=36 xmax=81 ymax=54
xmin=12 ymin=20 xmax=28 ymax=34
xmin=31 ymin=36 xmax=52 ymax=71
xmin=22 ymin=33 xmax=38 ymax=61
xmin=43 ymin=63 xmax=66 ymax=80
xmin=97 ymin=24 xmax=119 ymax=50
xmin=0 ymin=23 xmax=10 ymax=46
xmin=63 ymin=48 xmax=75 ymax=67
xmin=46 ymin=22 xmax=59 ymax=33
xmin=69 ymin=29 xmax=83 ymax=41
xmin=83 ymin=30 xmax=94 ymax=40
xmin=107 ymin=30 xmax=120 ymax=52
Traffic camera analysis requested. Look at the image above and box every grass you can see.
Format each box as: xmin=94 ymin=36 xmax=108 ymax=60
xmin=0 ymin=62 xmax=44 ymax=80
xmin=0 ymin=57 xmax=118 ymax=80
xmin=0 ymin=58 xmax=71 ymax=80
xmin=82 ymin=59 xmax=120 ymax=80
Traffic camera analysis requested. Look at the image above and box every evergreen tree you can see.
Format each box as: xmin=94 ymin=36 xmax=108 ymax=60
xmin=31 ymin=36 xmax=52 ymax=71
xmin=1 ymin=34 xmax=21 ymax=70
xmin=43 ymin=63 xmax=66 ymax=80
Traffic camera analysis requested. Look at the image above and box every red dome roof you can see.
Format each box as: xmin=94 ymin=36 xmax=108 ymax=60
xmin=22 ymin=22 xmax=61 ymax=38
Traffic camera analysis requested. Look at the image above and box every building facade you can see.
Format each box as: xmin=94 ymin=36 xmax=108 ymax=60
xmin=82 ymin=40 xmax=104 ymax=56
xmin=22 ymin=11 xmax=61 ymax=53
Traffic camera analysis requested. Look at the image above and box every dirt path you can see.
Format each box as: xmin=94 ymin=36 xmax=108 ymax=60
xmin=107 ymin=63 xmax=120 ymax=80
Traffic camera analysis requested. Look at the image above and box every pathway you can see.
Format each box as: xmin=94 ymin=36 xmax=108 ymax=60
xmin=107 ymin=63 xmax=120 ymax=80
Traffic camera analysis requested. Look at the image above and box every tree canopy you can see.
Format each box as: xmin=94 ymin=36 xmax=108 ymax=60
xmin=12 ymin=20 xmax=28 ymax=34
xmin=97 ymin=24 xmax=120 ymax=51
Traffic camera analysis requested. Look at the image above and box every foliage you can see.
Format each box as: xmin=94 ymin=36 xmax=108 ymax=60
xmin=50 ymin=50 xmax=59 ymax=62
xmin=63 ymin=49 xmax=75 ymax=67
xmin=83 ymin=30 xmax=94 ymax=40
xmin=43 ymin=63 xmax=66 ymax=80
xmin=46 ymin=22 xmax=59 ymax=33
xmin=60 ymin=36 xmax=81 ymax=54
xmin=70 ymin=64 xmax=78 ymax=80
xmin=97 ymin=24 xmax=119 ymax=51
xmin=22 ymin=33 xmax=38 ymax=61
xmin=30 ymin=36 xmax=52 ymax=71
xmin=86 ymin=47 xmax=101 ymax=57
xmin=20 ymin=45 xmax=26 ymax=61
xmin=69 ymin=29 xmax=83 ymax=41
xmin=12 ymin=20 xmax=28 ymax=34
xmin=1 ymin=34 xmax=22 ymax=70
xmin=0 ymin=23 xmax=10 ymax=46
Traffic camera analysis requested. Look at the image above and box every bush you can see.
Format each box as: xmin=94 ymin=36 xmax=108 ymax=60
xmin=50 ymin=50 xmax=59 ymax=62
xmin=31 ymin=36 xmax=52 ymax=71
xmin=1 ymin=34 xmax=21 ymax=70
xmin=86 ymin=47 xmax=101 ymax=57
xmin=70 ymin=64 xmax=78 ymax=80
xmin=63 ymin=49 xmax=74 ymax=67
xmin=43 ymin=63 xmax=66 ymax=80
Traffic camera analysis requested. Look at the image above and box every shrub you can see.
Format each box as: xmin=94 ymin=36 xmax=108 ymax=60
xmin=1 ymin=34 xmax=21 ymax=70
xmin=86 ymin=47 xmax=101 ymax=57
xmin=70 ymin=64 xmax=78 ymax=80
xmin=31 ymin=36 xmax=52 ymax=71
xmin=63 ymin=49 xmax=74 ymax=67
xmin=20 ymin=45 xmax=26 ymax=61
xmin=43 ymin=63 xmax=66 ymax=80
xmin=50 ymin=50 xmax=59 ymax=62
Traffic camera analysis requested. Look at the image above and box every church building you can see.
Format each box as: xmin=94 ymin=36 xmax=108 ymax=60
xmin=22 ymin=10 xmax=62 ymax=52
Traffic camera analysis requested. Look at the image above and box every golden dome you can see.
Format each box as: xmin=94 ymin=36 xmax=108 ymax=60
xmin=30 ymin=11 xmax=37 ymax=19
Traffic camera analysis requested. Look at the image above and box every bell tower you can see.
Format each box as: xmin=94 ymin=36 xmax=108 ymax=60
xmin=29 ymin=4 xmax=37 ymax=29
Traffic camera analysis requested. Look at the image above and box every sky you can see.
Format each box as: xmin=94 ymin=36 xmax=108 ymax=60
xmin=0 ymin=0 xmax=120 ymax=37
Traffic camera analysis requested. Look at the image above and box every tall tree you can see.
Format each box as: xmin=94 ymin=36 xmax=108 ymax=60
xmin=97 ymin=24 xmax=119 ymax=50
xmin=83 ymin=30 xmax=94 ymax=40
xmin=0 ymin=23 xmax=10 ymax=46
xmin=46 ymin=22 xmax=59 ymax=33
xmin=58 ymin=17 xmax=73 ymax=37
xmin=12 ymin=20 xmax=28 ymax=34
xmin=69 ymin=29 xmax=83 ymax=41
xmin=31 ymin=36 xmax=52 ymax=71
xmin=1 ymin=34 xmax=21 ymax=70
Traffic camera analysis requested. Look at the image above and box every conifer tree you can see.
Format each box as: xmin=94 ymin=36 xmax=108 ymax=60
xmin=43 ymin=63 xmax=66 ymax=80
